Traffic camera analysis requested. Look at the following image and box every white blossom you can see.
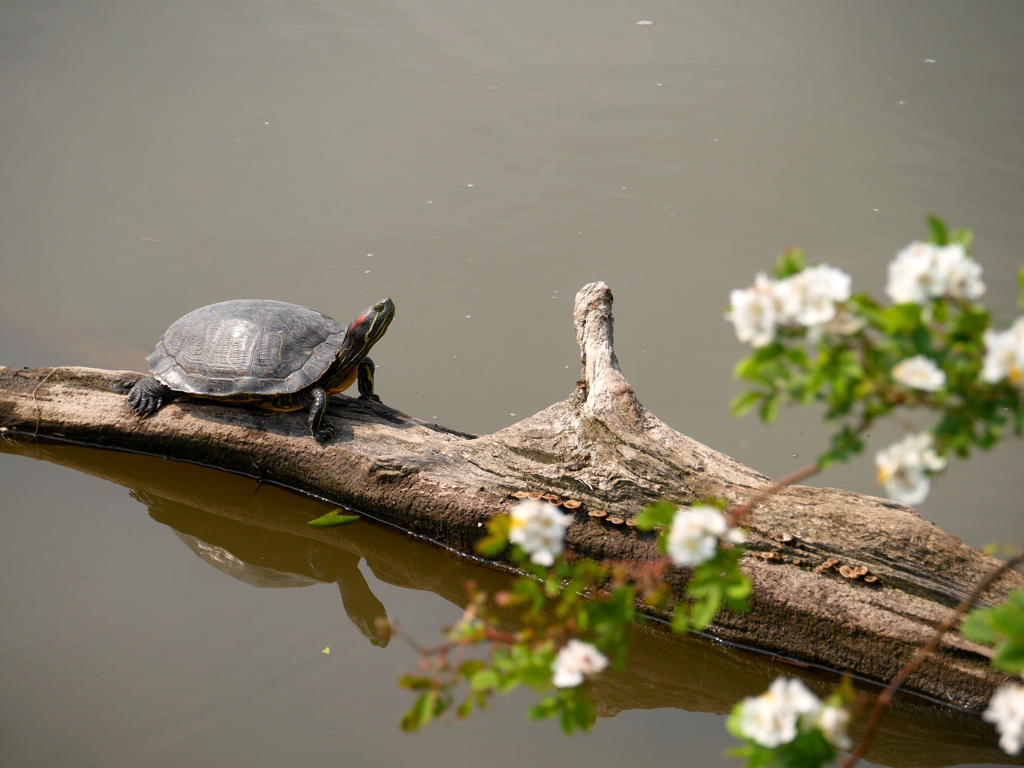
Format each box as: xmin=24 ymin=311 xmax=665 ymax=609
xmin=886 ymin=242 xmax=935 ymax=304
xmin=725 ymin=525 xmax=748 ymax=546
xmin=886 ymin=241 xmax=984 ymax=304
xmin=735 ymin=677 xmax=821 ymax=748
xmin=893 ymin=355 xmax=946 ymax=392
xmin=984 ymin=683 xmax=1024 ymax=756
xmin=875 ymin=432 xmax=947 ymax=505
xmin=777 ymin=264 xmax=852 ymax=328
xmin=815 ymin=703 xmax=852 ymax=750
xmin=728 ymin=273 xmax=782 ymax=347
xmin=667 ymin=505 xmax=728 ymax=567
xmin=981 ymin=317 xmax=1024 ymax=387
xmin=508 ymin=499 xmax=571 ymax=567
xmin=728 ymin=266 xmax=858 ymax=347
xmin=551 ymin=639 xmax=609 ymax=688
xmin=936 ymin=243 xmax=985 ymax=300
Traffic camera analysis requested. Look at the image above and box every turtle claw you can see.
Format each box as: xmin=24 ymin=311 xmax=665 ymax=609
xmin=359 ymin=393 xmax=382 ymax=404
xmin=126 ymin=377 xmax=176 ymax=417
xmin=131 ymin=394 xmax=159 ymax=416
xmin=314 ymin=422 xmax=336 ymax=444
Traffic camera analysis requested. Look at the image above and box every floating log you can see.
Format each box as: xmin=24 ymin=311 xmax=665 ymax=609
xmin=3 ymin=439 xmax=1010 ymax=767
xmin=0 ymin=282 xmax=1019 ymax=712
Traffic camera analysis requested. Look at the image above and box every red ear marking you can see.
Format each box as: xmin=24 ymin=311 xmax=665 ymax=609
xmin=349 ymin=312 xmax=368 ymax=332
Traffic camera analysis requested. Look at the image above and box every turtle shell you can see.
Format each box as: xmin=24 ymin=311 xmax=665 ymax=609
xmin=147 ymin=299 xmax=347 ymax=397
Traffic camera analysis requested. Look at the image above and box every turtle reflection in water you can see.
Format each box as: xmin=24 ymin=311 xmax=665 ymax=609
xmin=173 ymin=530 xmax=391 ymax=647
xmin=127 ymin=298 xmax=396 ymax=443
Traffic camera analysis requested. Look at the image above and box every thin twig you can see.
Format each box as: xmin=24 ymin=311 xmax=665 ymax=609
xmin=729 ymin=461 xmax=821 ymax=521
xmin=30 ymin=366 xmax=65 ymax=436
xmin=840 ymin=542 xmax=1024 ymax=768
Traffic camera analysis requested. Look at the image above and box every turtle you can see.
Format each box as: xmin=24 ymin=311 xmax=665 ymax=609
xmin=126 ymin=297 xmax=395 ymax=443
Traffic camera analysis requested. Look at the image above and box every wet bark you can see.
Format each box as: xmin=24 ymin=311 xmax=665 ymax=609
xmin=0 ymin=281 xmax=1019 ymax=712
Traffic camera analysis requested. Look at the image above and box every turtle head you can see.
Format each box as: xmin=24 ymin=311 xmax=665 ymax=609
xmin=345 ymin=298 xmax=395 ymax=351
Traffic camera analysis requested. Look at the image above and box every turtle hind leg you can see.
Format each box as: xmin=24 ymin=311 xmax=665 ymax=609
xmin=356 ymin=358 xmax=381 ymax=403
xmin=127 ymin=376 xmax=179 ymax=417
xmin=307 ymin=387 xmax=336 ymax=444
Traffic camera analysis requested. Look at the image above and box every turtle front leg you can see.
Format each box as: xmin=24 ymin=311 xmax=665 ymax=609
xmin=126 ymin=376 xmax=179 ymax=417
xmin=356 ymin=358 xmax=381 ymax=402
xmin=307 ymin=387 xmax=336 ymax=444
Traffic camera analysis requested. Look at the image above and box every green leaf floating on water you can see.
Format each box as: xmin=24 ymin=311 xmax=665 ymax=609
xmin=308 ymin=509 xmax=361 ymax=528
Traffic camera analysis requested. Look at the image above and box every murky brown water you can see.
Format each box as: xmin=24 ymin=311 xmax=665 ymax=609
xmin=2 ymin=1 xmax=1023 ymax=766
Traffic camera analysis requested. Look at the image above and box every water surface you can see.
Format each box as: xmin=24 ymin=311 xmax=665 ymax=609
xmin=2 ymin=1 xmax=1023 ymax=765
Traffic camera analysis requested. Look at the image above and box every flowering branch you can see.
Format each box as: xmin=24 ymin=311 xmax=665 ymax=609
xmin=841 ymin=542 xmax=1024 ymax=767
xmin=398 ymin=217 xmax=1024 ymax=763
xmin=722 ymin=218 xmax=1024 ymax=762
xmin=399 ymin=495 xmax=755 ymax=732
xmin=727 ymin=224 xmax=1022 ymax=503
xmin=399 ymin=520 xmax=644 ymax=733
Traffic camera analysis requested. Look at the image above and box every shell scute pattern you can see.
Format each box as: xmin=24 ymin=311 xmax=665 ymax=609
xmin=148 ymin=299 xmax=347 ymax=397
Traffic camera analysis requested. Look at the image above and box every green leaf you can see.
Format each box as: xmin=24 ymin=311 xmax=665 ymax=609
xmin=927 ymin=214 xmax=948 ymax=245
xmin=730 ymin=389 xmax=763 ymax=418
xmin=528 ymin=696 xmax=561 ymax=721
xmin=307 ymin=509 xmax=360 ymax=528
xmin=774 ymin=248 xmax=806 ymax=279
xmin=989 ymin=605 xmax=1024 ymax=638
xmin=457 ymin=659 xmax=486 ymax=678
xmin=495 ymin=675 xmax=521 ymax=696
xmin=456 ymin=697 xmax=475 ymax=720
xmin=513 ymin=577 xmax=543 ymax=602
xmin=670 ymin=605 xmax=690 ymax=634
xmin=995 ymin=643 xmax=1024 ymax=675
xmin=759 ymin=392 xmax=780 ymax=424
xmin=475 ymin=535 xmax=507 ymax=557
xmin=960 ymin=591 xmax=1024 ymax=675
xmin=520 ymin=663 xmax=554 ymax=689
xmin=725 ymin=701 xmax=747 ymax=739
xmin=733 ymin=355 xmax=760 ymax=382
xmin=779 ymin=729 xmax=838 ymax=767
xmin=882 ymin=303 xmax=923 ymax=332
xmin=400 ymin=709 xmax=420 ymax=732
xmin=402 ymin=690 xmax=443 ymax=732
xmin=469 ymin=669 xmax=499 ymax=692
xmin=1018 ymin=266 xmax=1024 ymax=311
xmin=398 ymin=675 xmax=432 ymax=690
xmin=690 ymin=590 xmax=722 ymax=630
xmin=633 ymin=500 xmax=679 ymax=531
xmin=556 ymin=691 xmax=596 ymax=734
xmin=544 ymin=574 xmax=561 ymax=598
xmin=725 ymin=573 xmax=753 ymax=605
xmin=416 ymin=690 xmax=443 ymax=729
xmin=949 ymin=226 xmax=974 ymax=251
xmin=785 ymin=345 xmax=811 ymax=368
xmin=952 ymin=305 xmax=991 ymax=336
xmin=475 ymin=514 xmax=511 ymax=556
